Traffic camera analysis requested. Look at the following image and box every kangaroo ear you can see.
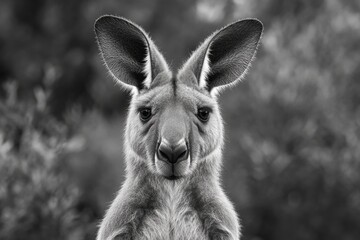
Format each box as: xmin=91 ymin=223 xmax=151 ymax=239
xmin=95 ymin=16 xmax=169 ymax=91
xmin=178 ymin=19 xmax=263 ymax=93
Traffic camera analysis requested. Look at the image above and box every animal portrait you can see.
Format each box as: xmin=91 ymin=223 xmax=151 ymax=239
xmin=94 ymin=15 xmax=263 ymax=240
xmin=2 ymin=1 xmax=359 ymax=240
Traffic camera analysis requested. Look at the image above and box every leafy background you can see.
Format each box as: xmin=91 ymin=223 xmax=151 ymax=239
xmin=1 ymin=0 xmax=360 ymax=239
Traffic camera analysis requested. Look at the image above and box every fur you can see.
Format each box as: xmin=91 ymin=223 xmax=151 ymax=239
xmin=94 ymin=16 xmax=263 ymax=240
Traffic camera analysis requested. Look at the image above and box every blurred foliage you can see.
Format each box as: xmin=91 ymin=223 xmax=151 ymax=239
xmin=0 ymin=82 xmax=96 ymax=239
xmin=0 ymin=0 xmax=360 ymax=239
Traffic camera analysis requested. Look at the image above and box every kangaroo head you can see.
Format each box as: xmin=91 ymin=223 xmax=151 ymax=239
xmin=95 ymin=16 xmax=263 ymax=180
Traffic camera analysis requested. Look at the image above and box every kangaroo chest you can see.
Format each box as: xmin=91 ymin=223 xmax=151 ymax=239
xmin=137 ymin=186 xmax=208 ymax=240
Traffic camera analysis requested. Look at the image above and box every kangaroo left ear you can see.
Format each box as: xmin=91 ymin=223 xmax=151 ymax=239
xmin=178 ymin=19 xmax=263 ymax=93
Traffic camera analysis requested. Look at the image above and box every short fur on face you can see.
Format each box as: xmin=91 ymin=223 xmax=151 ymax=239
xmin=95 ymin=15 xmax=263 ymax=240
xmin=125 ymin=73 xmax=224 ymax=179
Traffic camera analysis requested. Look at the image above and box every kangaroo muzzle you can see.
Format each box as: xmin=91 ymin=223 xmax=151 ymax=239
xmin=157 ymin=139 xmax=188 ymax=164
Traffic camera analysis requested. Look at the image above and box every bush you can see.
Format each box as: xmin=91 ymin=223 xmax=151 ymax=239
xmin=0 ymin=82 xmax=95 ymax=240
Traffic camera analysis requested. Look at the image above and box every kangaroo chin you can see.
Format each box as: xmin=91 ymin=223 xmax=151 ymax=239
xmin=94 ymin=15 xmax=263 ymax=240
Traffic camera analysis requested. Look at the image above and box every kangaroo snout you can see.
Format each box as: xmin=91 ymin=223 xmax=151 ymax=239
xmin=157 ymin=139 xmax=188 ymax=164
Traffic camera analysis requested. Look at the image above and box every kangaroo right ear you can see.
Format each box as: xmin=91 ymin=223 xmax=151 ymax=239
xmin=95 ymin=16 xmax=169 ymax=91
xmin=178 ymin=19 xmax=263 ymax=94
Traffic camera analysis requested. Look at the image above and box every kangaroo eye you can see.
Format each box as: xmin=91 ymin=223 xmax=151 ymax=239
xmin=139 ymin=107 xmax=152 ymax=122
xmin=197 ymin=107 xmax=211 ymax=122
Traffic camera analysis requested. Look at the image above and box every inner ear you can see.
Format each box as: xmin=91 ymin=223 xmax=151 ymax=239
xmin=122 ymin=31 xmax=148 ymax=90
xmin=205 ymin=22 xmax=262 ymax=90
xmin=177 ymin=19 xmax=263 ymax=93
xmin=95 ymin=16 xmax=170 ymax=91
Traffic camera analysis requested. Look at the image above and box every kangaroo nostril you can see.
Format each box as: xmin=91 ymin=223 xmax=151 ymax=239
xmin=172 ymin=143 xmax=188 ymax=164
xmin=178 ymin=150 xmax=186 ymax=159
xmin=157 ymin=143 xmax=173 ymax=163
xmin=176 ymin=149 xmax=189 ymax=162
xmin=159 ymin=149 xmax=169 ymax=161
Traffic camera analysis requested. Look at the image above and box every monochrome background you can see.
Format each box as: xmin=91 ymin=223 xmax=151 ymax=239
xmin=1 ymin=0 xmax=359 ymax=239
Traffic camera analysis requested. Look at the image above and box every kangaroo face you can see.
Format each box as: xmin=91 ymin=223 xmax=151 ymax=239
xmin=95 ymin=16 xmax=263 ymax=180
xmin=126 ymin=76 xmax=223 ymax=179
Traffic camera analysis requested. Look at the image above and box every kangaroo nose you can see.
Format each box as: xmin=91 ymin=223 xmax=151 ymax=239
xmin=157 ymin=140 xmax=188 ymax=164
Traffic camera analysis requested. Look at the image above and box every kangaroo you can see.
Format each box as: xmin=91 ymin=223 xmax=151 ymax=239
xmin=94 ymin=15 xmax=263 ymax=240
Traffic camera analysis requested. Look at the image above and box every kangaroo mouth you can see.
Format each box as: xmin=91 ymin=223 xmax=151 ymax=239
xmin=164 ymin=175 xmax=182 ymax=181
